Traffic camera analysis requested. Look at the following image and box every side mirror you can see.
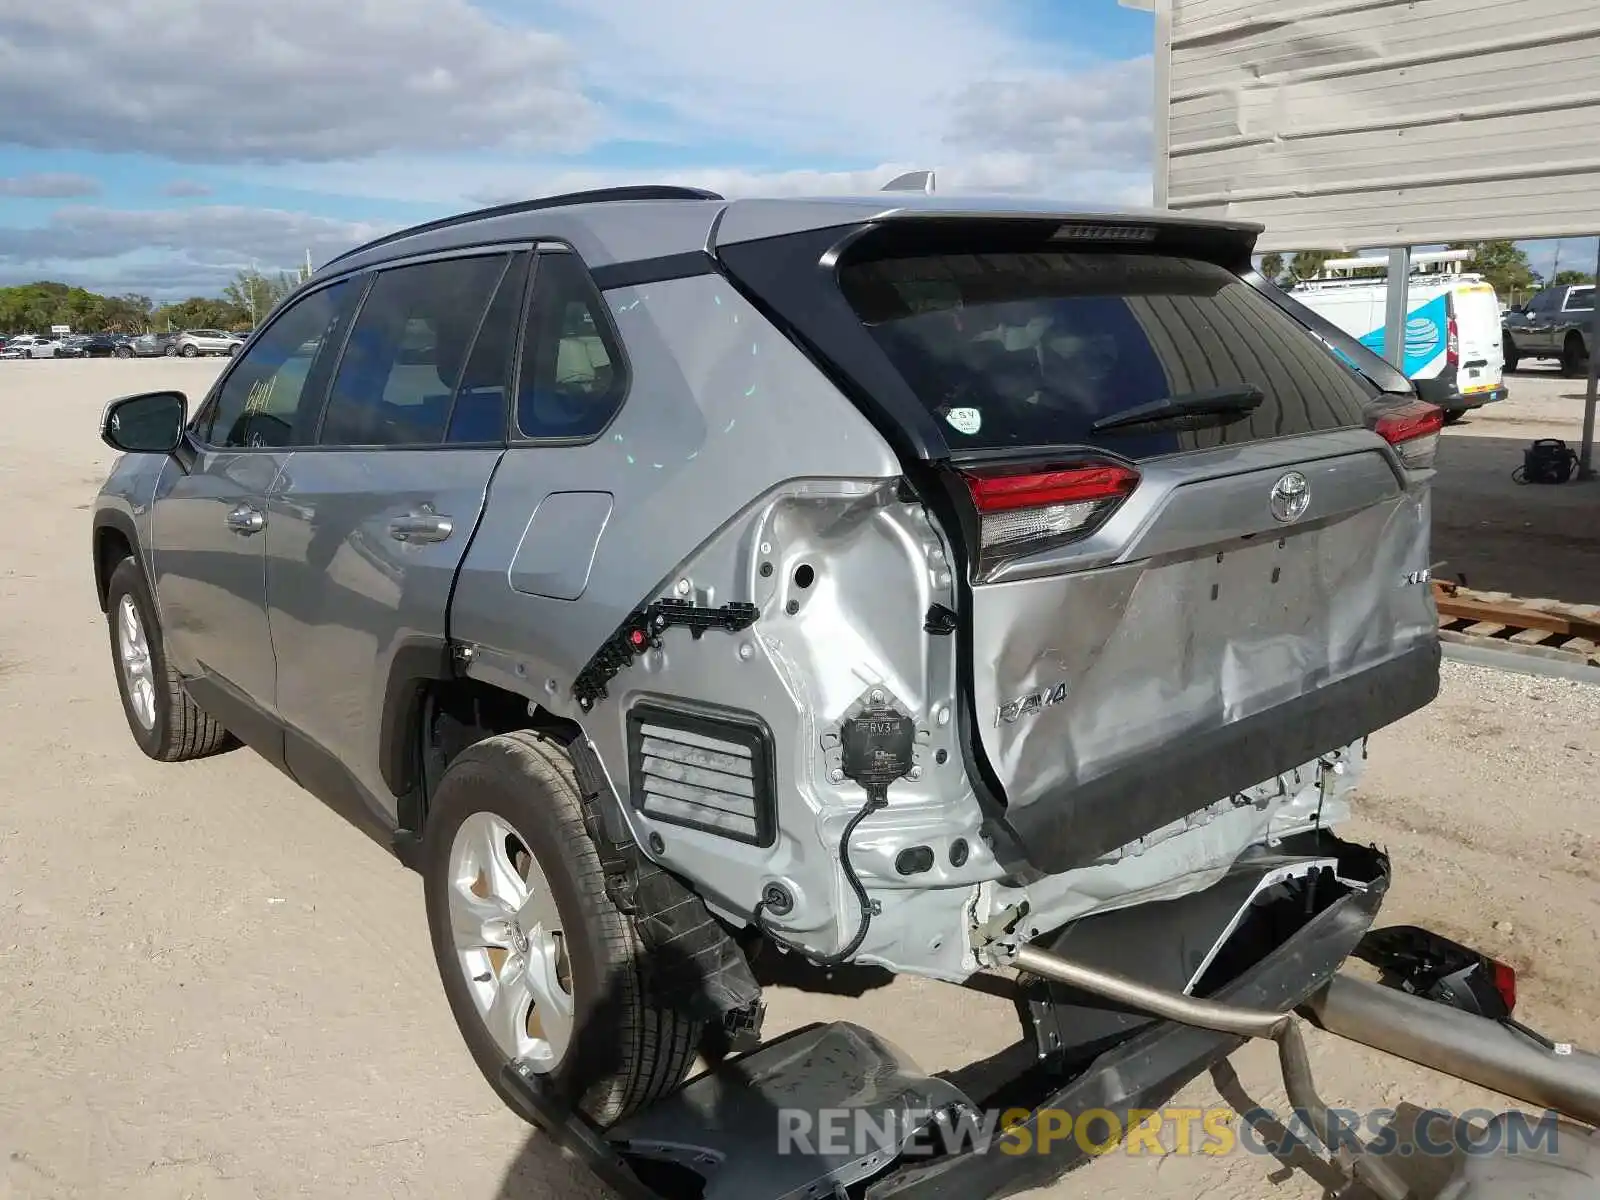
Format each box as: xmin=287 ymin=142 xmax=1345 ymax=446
xmin=102 ymin=391 xmax=187 ymax=454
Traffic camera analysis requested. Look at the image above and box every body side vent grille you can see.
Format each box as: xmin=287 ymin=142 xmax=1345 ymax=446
xmin=626 ymin=701 xmax=777 ymax=847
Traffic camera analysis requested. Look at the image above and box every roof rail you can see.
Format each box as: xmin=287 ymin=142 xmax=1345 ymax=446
xmin=322 ymin=184 xmax=725 ymax=269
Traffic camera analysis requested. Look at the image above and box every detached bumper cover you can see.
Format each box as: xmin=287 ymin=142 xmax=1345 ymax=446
xmin=864 ymin=839 xmax=1389 ymax=1199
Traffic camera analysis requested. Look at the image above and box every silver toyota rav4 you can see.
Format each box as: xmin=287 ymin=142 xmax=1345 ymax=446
xmin=93 ymin=185 xmax=1443 ymax=1186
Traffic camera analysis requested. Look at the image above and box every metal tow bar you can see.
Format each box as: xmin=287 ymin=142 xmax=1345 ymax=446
xmin=1007 ymin=944 xmax=1600 ymax=1200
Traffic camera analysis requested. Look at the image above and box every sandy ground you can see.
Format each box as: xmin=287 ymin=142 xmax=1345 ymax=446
xmin=1 ymin=358 xmax=1596 ymax=1200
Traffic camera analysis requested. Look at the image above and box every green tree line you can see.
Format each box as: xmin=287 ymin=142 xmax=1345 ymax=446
xmin=0 ymin=266 xmax=308 ymax=336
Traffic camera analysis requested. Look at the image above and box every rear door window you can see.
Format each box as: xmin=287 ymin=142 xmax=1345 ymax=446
xmin=1563 ymin=286 xmax=1594 ymax=313
xmin=516 ymin=251 xmax=629 ymax=440
xmin=838 ymin=250 xmax=1378 ymax=458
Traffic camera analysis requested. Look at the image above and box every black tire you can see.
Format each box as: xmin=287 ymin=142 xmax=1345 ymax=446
xmin=421 ymin=731 xmax=700 ymax=1127
xmin=1502 ymin=335 xmax=1519 ymax=374
xmin=1443 ymin=409 xmax=1467 ymax=425
xmin=1562 ymin=333 xmax=1589 ymax=378
xmin=164 ymin=343 xmax=178 ymax=357
xmin=104 ymin=557 xmax=234 ymax=762
xmin=181 ymin=344 xmax=198 ymax=358
xmin=116 ymin=346 xmax=132 ymax=358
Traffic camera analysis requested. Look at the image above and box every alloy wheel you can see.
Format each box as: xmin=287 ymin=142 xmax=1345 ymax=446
xmin=446 ymin=811 xmax=575 ymax=1072
xmin=116 ymin=595 xmax=157 ymax=731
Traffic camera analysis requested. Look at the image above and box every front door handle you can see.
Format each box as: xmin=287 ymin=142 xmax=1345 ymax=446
xmin=389 ymin=511 xmax=455 ymax=544
xmin=225 ymin=504 xmax=265 ymax=535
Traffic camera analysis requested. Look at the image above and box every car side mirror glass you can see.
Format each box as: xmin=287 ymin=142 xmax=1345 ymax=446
xmin=102 ymin=391 xmax=187 ymax=454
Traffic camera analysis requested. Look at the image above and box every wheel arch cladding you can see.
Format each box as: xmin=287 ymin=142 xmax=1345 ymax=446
xmin=93 ymin=509 xmax=139 ymax=611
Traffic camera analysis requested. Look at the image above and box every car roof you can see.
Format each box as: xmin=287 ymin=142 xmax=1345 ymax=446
xmin=316 ymin=184 xmax=1264 ymax=282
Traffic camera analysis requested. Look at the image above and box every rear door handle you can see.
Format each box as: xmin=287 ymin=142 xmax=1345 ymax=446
xmin=225 ymin=504 xmax=265 ymax=535
xmin=389 ymin=511 xmax=455 ymax=544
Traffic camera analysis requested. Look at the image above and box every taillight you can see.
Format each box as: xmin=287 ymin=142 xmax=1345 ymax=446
xmin=1446 ymin=314 xmax=1460 ymax=368
xmin=959 ymin=461 xmax=1139 ymax=579
xmin=1491 ymin=960 xmax=1517 ymax=1014
xmin=1371 ymin=401 xmax=1444 ymax=470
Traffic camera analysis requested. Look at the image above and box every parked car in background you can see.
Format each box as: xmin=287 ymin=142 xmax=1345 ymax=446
xmin=175 ymin=328 xmax=244 ymax=357
xmin=116 ymin=332 xmax=180 ymax=358
xmin=78 ymin=333 xmax=126 ymax=358
xmin=6 ymin=334 xmax=66 ymax=358
xmin=1502 ymin=283 xmax=1595 ymax=375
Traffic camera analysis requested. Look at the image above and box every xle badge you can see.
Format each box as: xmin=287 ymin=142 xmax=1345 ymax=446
xmin=997 ymin=681 xmax=1069 ymax=726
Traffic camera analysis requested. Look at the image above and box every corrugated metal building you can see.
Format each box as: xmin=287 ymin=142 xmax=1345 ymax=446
xmin=1137 ymin=0 xmax=1600 ymax=252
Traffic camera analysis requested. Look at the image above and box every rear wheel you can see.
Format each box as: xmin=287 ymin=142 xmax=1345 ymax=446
xmin=1502 ymin=335 xmax=1519 ymax=373
xmin=105 ymin=557 xmax=234 ymax=762
xmin=115 ymin=346 xmax=132 ymax=359
xmin=1561 ymin=332 xmax=1588 ymax=378
xmin=421 ymin=731 xmax=701 ymax=1127
xmin=1442 ymin=410 xmax=1467 ymax=425
xmin=181 ymin=344 xmax=198 ymax=358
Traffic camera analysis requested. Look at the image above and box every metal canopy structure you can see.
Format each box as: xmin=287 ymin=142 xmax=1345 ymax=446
xmin=1126 ymin=0 xmax=1600 ymax=476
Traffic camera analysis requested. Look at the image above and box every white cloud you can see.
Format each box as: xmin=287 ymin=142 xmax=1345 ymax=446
xmin=0 ymin=0 xmax=1159 ymax=293
xmin=161 ymin=180 xmax=214 ymax=197
xmin=945 ymin=58 xmax=1154 ymax=175
xmin=0 ymin=0 xmax=594 ymax=162
xmin=540 ymin=0 xmax=1060 ymax=158
xmin=0 ymin=172 xmax=101 ymax=198
xmin=463 ymin=158 xmax=1150 ymax=209
xmin=0 ymin=205 xmax=390 ymax=296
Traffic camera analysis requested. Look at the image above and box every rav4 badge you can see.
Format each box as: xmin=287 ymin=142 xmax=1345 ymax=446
xmin=1269 ymin=470 xmax=1311 ymax=524
xmin=997 ymin=681 xmax=1069 ymax=726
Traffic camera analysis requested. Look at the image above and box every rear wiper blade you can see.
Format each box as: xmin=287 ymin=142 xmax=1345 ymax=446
xmin=1091 ymin=385 xmax=1265 ymax=433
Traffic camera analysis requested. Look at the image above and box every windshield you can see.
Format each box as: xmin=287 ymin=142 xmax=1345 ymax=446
xmin=838 ymin=250 xmax=1378 ymax=457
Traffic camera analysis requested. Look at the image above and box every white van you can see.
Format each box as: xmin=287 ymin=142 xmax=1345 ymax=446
xmin=1289 ymin=253 xmax=1506 ymax=422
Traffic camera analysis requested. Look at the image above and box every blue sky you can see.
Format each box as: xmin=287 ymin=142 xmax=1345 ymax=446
xmin=0 ymin=0 xmax=1155 ymax=298
xmin=0 ymin=1 xmax=1584 ymax=299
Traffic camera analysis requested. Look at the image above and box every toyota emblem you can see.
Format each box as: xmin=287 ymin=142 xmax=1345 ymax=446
xmin=1269 ymin=471 xmax=1310 ymax=523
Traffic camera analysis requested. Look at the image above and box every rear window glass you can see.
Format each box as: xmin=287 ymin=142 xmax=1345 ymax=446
xmin=838 ymin=251 xmax=1377 ymax=457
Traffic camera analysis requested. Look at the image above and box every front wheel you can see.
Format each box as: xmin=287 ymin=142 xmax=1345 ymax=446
xmin=1561 ymin=333 xmax=1588 ymax=378
xmin=104 ymin=557 xmax=234 ymax=762
xmin=421 ymin=732 xmax=701 ymax=1127
xmin=164 ymin=344 xmax=178 ymax=357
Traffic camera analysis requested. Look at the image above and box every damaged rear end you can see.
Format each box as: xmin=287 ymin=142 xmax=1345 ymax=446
xmin=716 ymin=207 xmax=1442 ymax=880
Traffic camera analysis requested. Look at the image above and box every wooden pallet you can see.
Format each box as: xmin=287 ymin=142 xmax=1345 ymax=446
xmin=1432 ymin=581 xmax=1600 ymax=667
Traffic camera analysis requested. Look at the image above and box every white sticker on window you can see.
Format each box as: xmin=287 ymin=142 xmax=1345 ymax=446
xmin=945 ymin=406 xmax=982 ymax=435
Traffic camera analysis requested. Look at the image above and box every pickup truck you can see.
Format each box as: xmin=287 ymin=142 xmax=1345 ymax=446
xmin=1503 ymin=283 xmax=1595 ymax=375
